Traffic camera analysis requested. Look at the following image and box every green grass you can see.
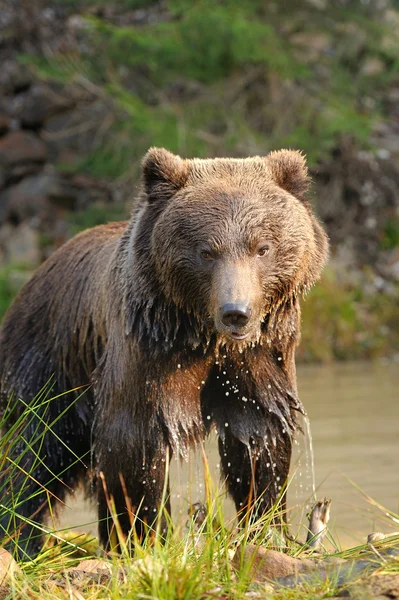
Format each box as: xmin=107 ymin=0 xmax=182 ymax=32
xmin=299 ymin=269 xmax=399 ymax=362
xmin=20 ymin=0 xmax=397 ymax=176
xmin=0 ymin=391 xmax=398 ymax=598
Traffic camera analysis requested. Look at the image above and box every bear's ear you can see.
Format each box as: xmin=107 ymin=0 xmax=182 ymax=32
xmin=142 ymin=147 xmax=189 ymax=201
xmin=265 ymin=150 xmax=310 ymax=200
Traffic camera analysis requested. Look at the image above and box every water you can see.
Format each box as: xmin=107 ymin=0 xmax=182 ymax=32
xmin=59 ymin=362 xmax=399 ymax=547
xmin=296 ymin=361 xmax=399 ymax=545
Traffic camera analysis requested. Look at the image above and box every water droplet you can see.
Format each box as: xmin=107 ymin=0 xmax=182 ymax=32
xmin=177 ymin=364 xmax=181 ymax=369
xmin=225 ymin=391 xmax=229 ymax=396
xmin=225 ymin=422 xmax=229 ymax=427
xmin=236 ymin=478 xmax=240 ymax=482
xmin=206 ymin=415 xmax=211 ymax=420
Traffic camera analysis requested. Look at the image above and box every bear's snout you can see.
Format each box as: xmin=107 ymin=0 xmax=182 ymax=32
xmin=220 ymin=303 xmax=252 ymax=328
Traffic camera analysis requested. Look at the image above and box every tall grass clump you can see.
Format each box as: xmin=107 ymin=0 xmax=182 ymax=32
xmin=0 ymin=388 xmax=398 ymax=598
xmin=0 ymin=382 xmax=94 ymax=561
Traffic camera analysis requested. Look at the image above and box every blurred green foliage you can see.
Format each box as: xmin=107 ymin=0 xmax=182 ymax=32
xmin=67 ymin=202 xmax=129 ymax=234
xmin=381 ymin=218 xmax=399 ymax=250
xmin=300 ymin=270 xmax=399 ymax=362
xmin=0 ymin=266 xmax=33 ymax=323
xmin=0 ymin=268 xmax=16 ymax=323
xmin=8 ymin=0 xmax=399 ymax=361
xmin=22 ymin=0 xmax=399 ymax=179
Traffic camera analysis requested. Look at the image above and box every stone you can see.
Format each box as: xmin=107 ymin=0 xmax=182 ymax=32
xmin=0 ymin=60 xmax=32 ymax=95
xmin=20 ymin=83 xmax=76 ymax=128
xmin=347 ymin=574 xmax=399 ymax=600
xmin=0 ymin=547 xmax=21 ymax=586
xmin=42 ymin=101 xmax=112 ymax=159
xmin=0 ymin=131 xmax=47 ymax=168
xmin=233 ymin=545 xmax=315 ymax=583
xmin=361 ymin=58 xmax=385 ymax=77
xmin=65 ymin=559 xmax=115 ymax=587
xmin=381 ymin=247 xmax=399 ymax=282
xmin=0 ymin=222 xmax=41 ymax=267
xmin=0 ymin=115 xmax=9 ymax=137
xmin=291 ymin=32 xmax=331 ymax=61
xmin=0 ymin=171 xmax=81 ymax=225
xmin=73 ymin=559 xmax=113 ymax=574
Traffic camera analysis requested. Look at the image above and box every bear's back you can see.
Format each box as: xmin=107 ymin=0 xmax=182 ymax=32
xmin=0 ymin=221 xmax=128 ymax=405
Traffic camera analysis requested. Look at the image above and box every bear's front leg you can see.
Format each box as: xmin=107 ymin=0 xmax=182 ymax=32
xmin=96 ymin=422 xmax=171 ymax=551
xmin=218 ymin=426 xmax=292 ymax=523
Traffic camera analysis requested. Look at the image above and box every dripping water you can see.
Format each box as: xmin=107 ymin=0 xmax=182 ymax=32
xmin=302 ymin=412 xmax=316 ymax=502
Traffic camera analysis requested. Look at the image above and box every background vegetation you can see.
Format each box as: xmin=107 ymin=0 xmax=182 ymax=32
xmin=1 ymin=0 xmax=399 ymax=361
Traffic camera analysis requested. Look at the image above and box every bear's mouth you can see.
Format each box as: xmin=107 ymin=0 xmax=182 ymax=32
xmin=229 ymin=330 xmax=250 ymax=341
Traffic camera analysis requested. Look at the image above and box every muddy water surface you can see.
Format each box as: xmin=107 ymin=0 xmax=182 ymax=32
xmin=59 ymin=362 xmax=399 ymax=547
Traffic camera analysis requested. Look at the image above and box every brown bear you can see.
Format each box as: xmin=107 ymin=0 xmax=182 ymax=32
xmin=0 ymin=148 xmax=328 ymax=556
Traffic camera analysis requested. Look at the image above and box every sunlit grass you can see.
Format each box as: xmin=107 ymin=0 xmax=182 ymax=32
xmin=0 ymin=387 xmax=398 ymax=598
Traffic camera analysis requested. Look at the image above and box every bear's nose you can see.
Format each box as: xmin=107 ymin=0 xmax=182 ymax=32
xmin=220 ymin=304 xmax=252 ymax=328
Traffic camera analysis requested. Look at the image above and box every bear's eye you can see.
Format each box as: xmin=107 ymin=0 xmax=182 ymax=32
xmin=257 ymin=244 xmax=270 ymax=258
xmin=200 ymin=250 xmax=214 ymax=261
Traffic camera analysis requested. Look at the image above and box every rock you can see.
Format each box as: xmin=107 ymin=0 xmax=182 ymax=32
xmin=347 ymin=574 xmax=399 ymax=600
xmin=65 ymin=558 xmax=116 ymax=586
xmin=20 ymin=83 xmax=76 ymax=128
xmin=233 ymin=545 xmax=315 ymax=583
xmin=0 ymin=115 xmax=9 ymax=137
xmin=42 ymin=101 xmax=111 ymax=160
xmin=73 ymin=559 xmax=113 ymax=574
xmin=0 ymin=131 xmax=47 ymax=168
xmin=0 ymin=547 xmax=21 ymax=586
xmin=0 ymin=171 xmax=81 ymax=225
xmin=367 ymin=532 xmax=386 ymax=544
xmin=361 ymin=57 xmax=385 ymax=77
xmin=0 ymin=60 xmax=32 ymax=95
xmin=291 ymin=31 xmax=331 ymax=61
xmin=380 ymin=247 xmax=399 ymax=282
xmin=0 ymin=223 xmax=41 ymax=267
xmin=369 ymin=574 xmax=399 ymax=599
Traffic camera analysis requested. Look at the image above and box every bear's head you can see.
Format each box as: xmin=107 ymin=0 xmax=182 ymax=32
xmin=136 ymin=147 xmax=328 ymax=346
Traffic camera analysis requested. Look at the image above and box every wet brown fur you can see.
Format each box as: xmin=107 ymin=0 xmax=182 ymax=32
xmin=0 ymin=148 xmax=328 ymax=555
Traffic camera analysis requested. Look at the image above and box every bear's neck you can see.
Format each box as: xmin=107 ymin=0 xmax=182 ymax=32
xmin=124 ymin=293 xmax=300 ymax=360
